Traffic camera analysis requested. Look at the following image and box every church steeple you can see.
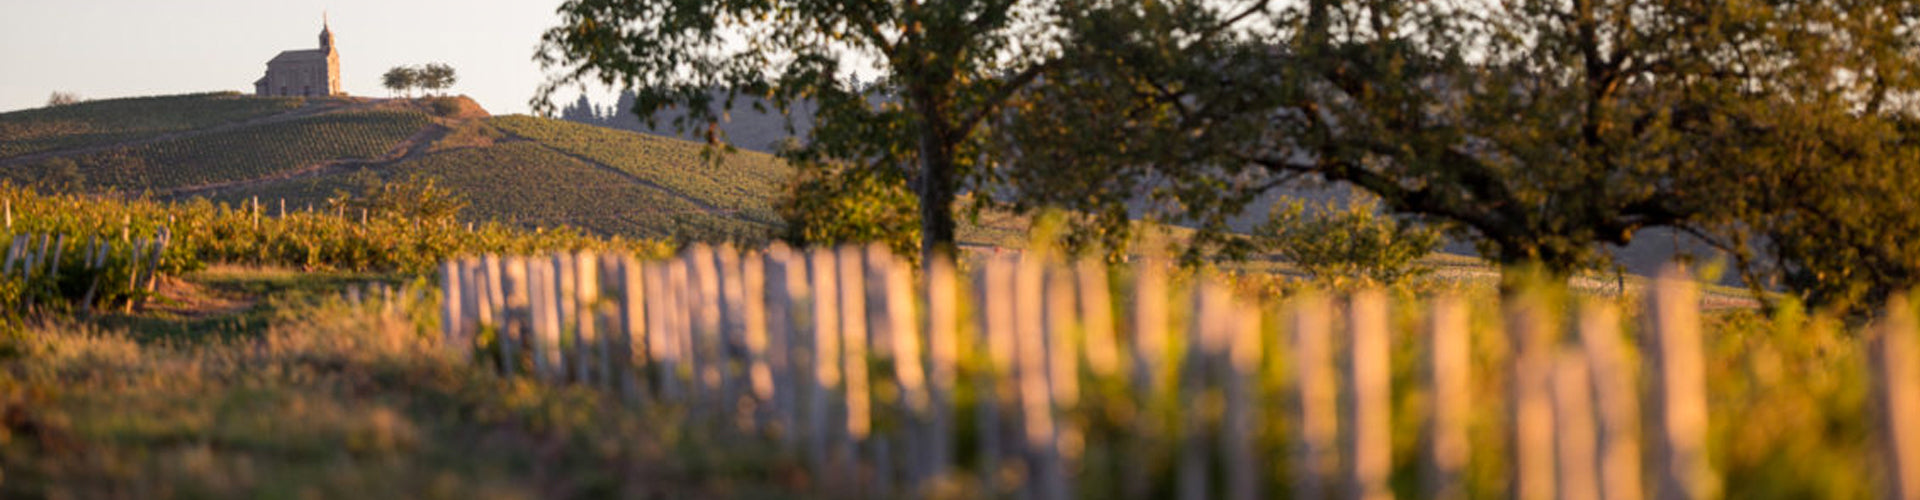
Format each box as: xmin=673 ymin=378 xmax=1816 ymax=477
xmin=318 ymin=13 xmax=334 ymax=51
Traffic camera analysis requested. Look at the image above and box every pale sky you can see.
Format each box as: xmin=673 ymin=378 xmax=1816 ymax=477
xmin=0 ymin=0 xmax=587 ymax=115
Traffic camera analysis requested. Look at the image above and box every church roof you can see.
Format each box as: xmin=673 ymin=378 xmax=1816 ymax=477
xmin=268 ymin=48 xmax=330 ymax=64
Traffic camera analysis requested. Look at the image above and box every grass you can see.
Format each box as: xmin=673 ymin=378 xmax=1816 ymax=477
xmin=0 ymin=266 xmax=816 ymax=499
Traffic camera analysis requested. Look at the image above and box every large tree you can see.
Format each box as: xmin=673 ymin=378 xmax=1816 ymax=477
xmin=534 ymin=0 xmax=1066 ymax=261
xmin=1000 ymin=0 xmax=1920 ymax=307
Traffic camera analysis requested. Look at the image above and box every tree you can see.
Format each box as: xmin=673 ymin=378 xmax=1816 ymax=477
xmin=998 ymin=0 xmax=1920 ymax=307
xmin=418 ymin=63 xmax=457 ymax=96
xmin=381 ymin=66 xmax=418 ymax=97
xmin=534 ymin=0 xmax=1066 ymax=262
xmin=45 ymin=91 xmax=81 ymax=107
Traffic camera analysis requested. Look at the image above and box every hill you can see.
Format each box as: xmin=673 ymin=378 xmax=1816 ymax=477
xmin=0 ymin=92 xmax=828 ymax=244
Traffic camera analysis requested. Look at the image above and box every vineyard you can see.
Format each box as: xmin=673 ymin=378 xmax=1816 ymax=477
xmin=387 ymin=141 xmax=773 ymax=240
xmin=0 ymin=92 xmax=306 ymax=160
xmin=32 ymin=109 xmax=432 ymax=191
xmin=489 ymin=115 xmax=792 ymax=226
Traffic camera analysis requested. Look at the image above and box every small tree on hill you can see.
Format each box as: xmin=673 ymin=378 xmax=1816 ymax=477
xmin=382 ymin=66 xmax=418 ymax=98
xmin=45 ymin=91 xmax=81 ymax=107
xmin=418 ymin=63 xmax=457 ymax=96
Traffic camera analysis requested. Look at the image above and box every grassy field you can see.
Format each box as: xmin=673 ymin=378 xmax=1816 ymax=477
xmin=0 ymin=266 xmax=816 ymax=499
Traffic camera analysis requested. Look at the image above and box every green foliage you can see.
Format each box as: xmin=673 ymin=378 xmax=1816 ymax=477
xmin=776 ymin=164 xmax=920 ymax=260
xmin=328 ymin=173 xmax=467 ymax=226
xmin=0 ymin=183 xmax=668 ymax=278
xmin=382 ymin=66 xmax=418 ymax=97
xmin=0 ymin=92 xmax=303 ymax=160
xmin=417 ymin=63 xmax=457 ymax=96
xmin=535 ymin=0 xmax=1063 ymax=259
xmin=1256 ymin=196 xmax=1440 ymax=286
xmin=994 ymin=0 xmax=1920 ymax=312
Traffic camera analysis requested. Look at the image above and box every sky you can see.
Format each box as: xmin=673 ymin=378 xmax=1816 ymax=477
xmin=0 ymin=0 xmax=586 ymax=115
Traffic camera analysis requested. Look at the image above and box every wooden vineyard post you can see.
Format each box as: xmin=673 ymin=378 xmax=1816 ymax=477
xmin=551 ymin=253 xmax=581 ymax=384
xmin=441 ymin=261 xmax=464 ymax=349
xmin=1077 ymin=259 xmax=1121 ymax=380
xmin=645 ymin=260 xmax=682 ymax=401
xmin=1348 ymin=290 xmax=1392 ymax=500
xmin=716 ymin=245 xmax=750 ymax=415
xmin=1222 ymin=282 xmax=1264 ymax=500
xmin=1125 ymin=260 xmax=1168 ymax=500
xmin=572 ymin=252 xmax=606 ymax=389
xmin=1579 ymin=301 xmax=1642 ymax=500
xmin=977 ymin=254 xmax=1017 ymax=496
xmin=1291 ymin=293 xmax=1339 ymax=500
xmin=1552 ymin=351 xmax=1600 ymax=500
xmin=473 ymin=257 xmax=501 ymax=369
xmin=874 ymin=246 xmax=927 ymax=491
xmin=1181 ymin=278 xmax=1225 ymax=500
xmin=925 ymin=253 xmax=958 ymax=483
xmin=1507 ymin=290 xmax=1557 ymax=500
xmin=686 ymin=245 xmax=724 ymax=410
xmin=527 ymin=258 xmax=559 ymax=381
xmin=1043 ymin=263 xmax=1081 ymax=498
xmin=765 ymin=244 xmax=805 ymax=450
xmin=806 ymin=247 xmax=843 ymax=476
xmin=613 ymin=255 xmax=645 ymax=401
xmin=835 ymin=245 xmax=871 ymax=491
xmin=1871 ymin=295 xmax=1920 ymax=500
xmin=1645 ymin=266 xmax=1716 ymax=500
xmin=1425 ymin=295 xmax=1471 ymax=500
xmin=498 ymin=256 xmax=526 ymax=378
xmin=741 ymin=249 xmax=777 ymax=430
xmin=1016 ymin=251 xmax=1066 ymax=500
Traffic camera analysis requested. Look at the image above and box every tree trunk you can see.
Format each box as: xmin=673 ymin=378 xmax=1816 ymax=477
xmin=917 ymin=129 xmax=959 ymax=264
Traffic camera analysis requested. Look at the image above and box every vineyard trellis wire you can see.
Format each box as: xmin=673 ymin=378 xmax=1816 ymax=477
xmin=437 ymin=245 xmax=1920 ymax=499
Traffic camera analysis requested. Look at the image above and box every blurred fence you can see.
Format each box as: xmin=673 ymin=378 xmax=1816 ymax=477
xmin=437 ymin=244 xmax=1920 ymax=500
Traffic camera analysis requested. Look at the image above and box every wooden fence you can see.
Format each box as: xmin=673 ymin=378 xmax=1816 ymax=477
xmin=437 ymin=244 xmax=1920 ymax=499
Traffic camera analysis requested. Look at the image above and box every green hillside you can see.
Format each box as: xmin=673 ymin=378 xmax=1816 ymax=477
xmin=0 ymin=93 xmax=822 ymax=244
xmin=0 ymin=92 xmax=306 ymax=160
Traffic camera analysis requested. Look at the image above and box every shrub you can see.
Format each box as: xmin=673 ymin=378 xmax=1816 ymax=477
xmin=775 ymin=164 xmax=919 ymax=261
xmin=1255 ymin=194 xmax=1442 ymax=286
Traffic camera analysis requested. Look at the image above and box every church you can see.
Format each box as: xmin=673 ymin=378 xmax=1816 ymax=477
xmin=254 ymin=19 xmax=342 ymax=97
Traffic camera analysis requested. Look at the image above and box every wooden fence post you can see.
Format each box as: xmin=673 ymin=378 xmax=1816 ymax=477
xmin=925 ymin=253 xmax=958 ymax=483
xmin=765 ymin=244 xmax=804 ymax=449
xmin=742 ymin=249 xmax=777 ymax=428
xmin=1016 ymin=251 xmax=1066 ymax=500
xmin=496 ymin=256 xmax=522 ymax=378
xmin=614 ymin=255 xmax=645 ymax=401
xmin=1125 ymin=260 xmax=1168 ymax=500
xmin=1348 ymin=290 xmax=1392 ymax=500
xmin=1645 ymin=265 xmax=1716 ymax=500
xmin=527 ymin=258 xmax=559 ymax=381
xmin=1872 ymin=295 xmax=1920 ymax=500
xmin=978 ymin=254 xmax=1017 ymax=496
xmin=836 ymin=245 xmax=870 ymax=491
xmin=1579 ymin=301 xmax=1642 ymax=500
xmin=1223 ymin=282 xmax=1264 ymax=500
xmin=1425 ymin=295 xmax=1471 ymax=500
xmin=441 ymin=260 xmax=463 ymax=348
xmin=806 ymin=247 xmax=842 ymax=475
xmin=1553 ymin=350 xmax=1600 ymax=500
xmin=1291 ymin=292 xmax=1339 ymax=500
xmin=1508 ymin=290 xmax=1558 ymax=500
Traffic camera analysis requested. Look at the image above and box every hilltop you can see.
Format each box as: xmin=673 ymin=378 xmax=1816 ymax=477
xmin=0 ymin=92 xmax=956 ymax=244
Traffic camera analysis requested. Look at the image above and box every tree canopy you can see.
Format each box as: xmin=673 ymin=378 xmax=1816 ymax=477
xmin=535 ymin=0 xmax=1070 ymax=262
xmin=996 ymin=0 xmax=1920 ymax=309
